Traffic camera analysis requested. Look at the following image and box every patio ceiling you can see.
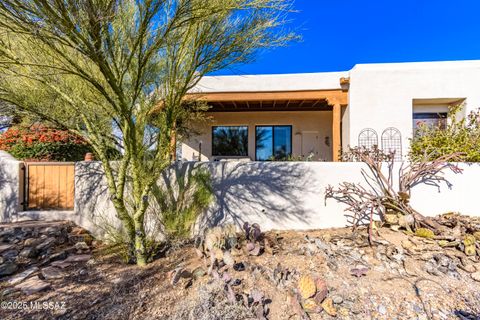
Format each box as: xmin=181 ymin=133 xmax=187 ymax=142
xmin=208 ymin=99 xmax=331 ymax=112
xmin=188 ymin=90 xmax=348 ymax=112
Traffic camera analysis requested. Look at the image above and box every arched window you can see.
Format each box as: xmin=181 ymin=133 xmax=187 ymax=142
xmin=381 ymin=127 xmax=402 ymax=161
xmin=358 ymin=128 xmax=378 ymax=150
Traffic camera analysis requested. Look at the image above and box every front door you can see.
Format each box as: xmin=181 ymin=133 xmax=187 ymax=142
xmin=301 ymin=132 xmax=320 ymax=160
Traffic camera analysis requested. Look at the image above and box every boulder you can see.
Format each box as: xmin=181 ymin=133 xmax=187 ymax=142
xmin=0 ymin=244 xmax=14 ymax=254
xmin=36 ymin=237 xmax=56 ymax=251
xmin=74 ymin=242 xmax=90 ymax=251
xmin=7 ymin=267 xmax=39 ymax=285
xmin=65 ymin=254 xmax=91 ymax=263
xmin=19 ymin=247 xmax=38 ymax=258
xmin=41 ymin=266 xmax=65 ymax=280
xmin=2 ymin=249 xmax=19 ymax=260
xmin=49 ymin=251 xmax=68 ymax=262
xmin=15 ymin=276 xmax=51 ymax=294
xmin=0 ymin=261 xmax=18 ymax=276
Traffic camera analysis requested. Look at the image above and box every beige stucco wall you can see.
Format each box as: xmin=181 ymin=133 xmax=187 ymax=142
xmin=181 ymin=111 xmax=333 ymax=161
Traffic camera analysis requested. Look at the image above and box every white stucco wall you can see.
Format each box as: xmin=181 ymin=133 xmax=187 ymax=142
xmin=346 ymin=60 xmax=480 ymax=155
xmin=0 ymin=151 xmax=21 ymax=221
xmin=194 ymin=72 xmax=347 ymax=93
xmin=2 ymin=159 xmax=479 ymax=234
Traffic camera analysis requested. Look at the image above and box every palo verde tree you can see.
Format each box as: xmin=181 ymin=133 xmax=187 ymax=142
xmin=0 ymin=0 xmax=296 ymax=265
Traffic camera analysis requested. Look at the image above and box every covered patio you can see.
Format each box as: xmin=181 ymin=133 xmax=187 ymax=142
xmin=180 ymin=89 xmax=348 ymax=162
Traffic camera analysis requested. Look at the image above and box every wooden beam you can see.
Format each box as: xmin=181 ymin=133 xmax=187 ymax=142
xmin=332 ymin=103 xmax=341 ymax=162
xmin=187 ymin=90 xmax=348 ymax=105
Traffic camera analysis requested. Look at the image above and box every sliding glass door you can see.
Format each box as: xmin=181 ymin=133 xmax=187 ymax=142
xmin=255 ymin=125 xmax=292 ymax=160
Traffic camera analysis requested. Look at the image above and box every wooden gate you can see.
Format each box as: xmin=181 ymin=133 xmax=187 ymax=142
xmin=26 ymin=163 xmax=75 ymax=210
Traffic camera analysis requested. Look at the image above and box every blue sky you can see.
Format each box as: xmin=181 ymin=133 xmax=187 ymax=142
xmin=213 ymin=0 xmax=480 ymax=75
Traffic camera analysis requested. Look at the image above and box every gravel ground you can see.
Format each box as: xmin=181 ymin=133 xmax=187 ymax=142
xmin=1 ymin=223 xmax=479 ymax=320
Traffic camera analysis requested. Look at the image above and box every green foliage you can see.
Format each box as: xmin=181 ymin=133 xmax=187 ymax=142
xmin=0 ymin=125 xmax=92 ymax=161
xmin=410 ymin=106 xmax=480 ymax=162
xmin=153 ymin=166 xmax=213 ymax=240
xmin=0 ymin=0 xmax=295 ymax=265
xmin=8 ymin=142 xmax=91 ymax=161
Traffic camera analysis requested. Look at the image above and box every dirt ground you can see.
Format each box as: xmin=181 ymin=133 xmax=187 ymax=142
xmin=1 ymin=224 xmax=480 ymax=320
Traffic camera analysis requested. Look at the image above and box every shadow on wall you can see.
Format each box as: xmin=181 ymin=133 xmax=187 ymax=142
xmin=74 ymin=162 xmax=118 ymax=234
xmin=199 ymin=161 xmax=317 ymax=229
xmin=0 ymin=160 xmax=17 ymax=222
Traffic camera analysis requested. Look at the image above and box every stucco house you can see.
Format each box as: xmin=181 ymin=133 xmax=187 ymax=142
xmin=180 ymin=60 xmax=480 ymax=162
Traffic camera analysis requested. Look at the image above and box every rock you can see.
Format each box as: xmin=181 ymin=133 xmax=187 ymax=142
xmin=65 ymin=254 xmax=91 ymax=263
xmin=7 ymin=267 xmax=39 ymax=285
xmin=78 ymin=269 xmax=88 ymax=276
xmin=49 ymin=251 xmax=68 ymax=262
xmin=15 ymin=276 xmax=51 ymax=294
xmin=0 ymin=256 xmax=3 ymax=264
xmin=74 ymin=241 xmax=90 ymax=251
xmin=71 ymin=226 xmax=88 ymax=235
xmin=0 ymin=244 xmax=15 ymax=254
xmin=332 ymin=295 xmax=344 ymax=304
xmin=41 ymin=266 xmax=65 ymax=280
xmin=36 ymin=237 xmax=56 ymax=251
xmin=0 ymin=261 xmax=18 ymax=276
xmin=222 ymin=251 xmax=235 ymax=266
xmin=41 ymin=226 xmax=60 ymax=235
xmin=2 ymin=287 xmax=19 ymax=297
xmin=459 ymin=264 xmax=476 ymax=273
xmin=378 ymin=304 xmax=387 ymax=315
xmin=19 ymin=247 xmax=37 ymax=258
xmin=2 ymin=249 xmax=19 ymax=260
xmin=471 ymin=271 xmax=480 ymax=282
xmin=50 ymin=260 xmax=72 ymax=269
xmin=23 ymin=238 xmax=39 ymax=247
xmin=192 ymin=267 xmax=206 ymax=279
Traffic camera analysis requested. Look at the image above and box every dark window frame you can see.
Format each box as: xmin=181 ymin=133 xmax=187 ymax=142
xmin=211 ymin=125 xmax=249 ymax=157
xmin=413 ymin=112 xmax=448 ymax=131
xmin=255 ymin=125 xmax=293 ymax=161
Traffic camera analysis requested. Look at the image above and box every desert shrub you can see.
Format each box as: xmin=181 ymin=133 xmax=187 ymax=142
xmin=169 ymin=280 xmax=255 ymax=320
xmin=0 ymin=125 xmax=92 ymax=161
xmin=410 ymin=106 xmax=480 ymax=162
xmin=96 ymin=212 xmax=165 ymax=264
xmin=153 ymin=165 xmax=213 ymax=240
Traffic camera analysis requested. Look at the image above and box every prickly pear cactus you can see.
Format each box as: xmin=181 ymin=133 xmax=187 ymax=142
xmin=463 ymin=235 xmax=477 ymax=256
xmin=298 ymin=275 xmax=316 ymax=299
xmin=302 ymin=298 xmax=320 ymax=313
xmin=314 ymin=278 xmax=328 ymax=303
xmin=204 ymin=227 xmax=227 ymax=252
xmin=463 ymin=234 xmax=476 ymax=246
xmin=415 ymin=228 xmax=435 ymax=239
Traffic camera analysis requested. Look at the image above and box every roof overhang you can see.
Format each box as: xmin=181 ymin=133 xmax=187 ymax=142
xmin=186 ymin=89 xmax=348 ymax=112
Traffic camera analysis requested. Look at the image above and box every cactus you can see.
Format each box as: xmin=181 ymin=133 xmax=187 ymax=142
xmin=298 ymin=274 xmax=316 ymax=299
xmin=474 ymin=231 xmax=480 ymax=241
xmin=465 ymin=245 xmax=476 ymax=256
xmin=415 ymin=228 xmax=435 ymax=239
xmin=243 ymin=222 xmax=262 ymax=241
xmin=321 ymin=297 xmax=337 ymax=317
xmin=463 ymin=234 xmax=477 ymax=256
xmin=302 ymin=298 xmax=320 ymax=313
xmin=463 ymin=234 xmax=476 ymax=246
xmin=314 ymin=278 xmax=328 ymax=303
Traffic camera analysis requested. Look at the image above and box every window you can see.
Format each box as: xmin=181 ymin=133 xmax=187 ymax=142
xmin=212 ymin=126 xmax=248 ymax=156
xmin=255 ymin=125 xmax=292 ymax=160
xmin=413 ymin=112 xmax=447 ymax=132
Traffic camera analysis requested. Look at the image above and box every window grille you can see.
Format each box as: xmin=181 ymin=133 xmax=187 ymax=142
xmin=381 ymin=127 xmax=402 ymax=161
xmin=358 ymin=128 xmax=378 ymax=150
